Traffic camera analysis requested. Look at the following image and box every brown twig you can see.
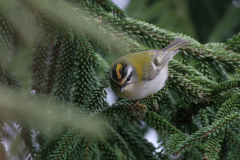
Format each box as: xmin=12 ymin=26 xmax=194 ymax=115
xmin=85 ymin=133 xmax=94 ymax=160
xmin=176 ymin=116 xmax=236 ymax=155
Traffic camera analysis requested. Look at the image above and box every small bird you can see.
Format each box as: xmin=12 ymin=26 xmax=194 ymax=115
xmin=109 ymin=38 xmax=190 ymax=106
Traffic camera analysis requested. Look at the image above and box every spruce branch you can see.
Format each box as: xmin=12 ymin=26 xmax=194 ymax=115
xmin=115 ymin=18 xmax=240 ymax=67
xmin=202 ymin=43 xmax=235 ymax=80
xmin=83 ymin=86 xmax=107 ymax=112
xmin=32 ymin=11 xmax=62 ymax=45
xmin=211 ymin=61 xmax=229 ymax=82
xmin=36 ymin=131 xmax=46 ymax=147
xmin=25 ymin=0 xmax=240 ymax=68
xmin=93 ymin=21 xmax=146 ymax=54
xmin=204 ymin=42 xmax=226 ymax=50
xmin=95 ymin=53 xmax=110 ymax=74
xmin=97 ymin=139 xmax=120 ymax=160
xmin=34 ymin=129 xmax=68 ymax=160
xmin=71 ymin=0 xmax=146 ymax=54
xmin=51 ymin=130 xmax=81 ymax=160
xmin=100 ymin=71 xmax=110 ymax=88
xmin=73 ymin=1 xmax=147 ymax=53
xmin=167 ymin=133 xmax=186 ymax=155
xmin=195 ymin=60 xmax=214 ymax=81
xmin=37 ymin=128 xmax=98 ymax=160
xmin=29 ymin=0 xmax=146 ymax=56
xmin=77 ymin=33 xmax=101 ymax=70
xmin=0 ymin=60 xmax=21 ymax=91
xmin=203 ymin=132 xmax=224 ymax=160
xmin=66 ymin=132 xmax=99 ymax=160
xmin=212 ymin=79 xmax=240 ymax=96
xmin=31 ymin=42 xmax=51 ymax=95
xmin=0 ymin=8 xmax=14 ymax=61
xmin=1 ymin=0 xmax=240 ymax=159
xmin=141 ymin=91 xmax=163 ymax=113
xmin=117 ymin=125 xmax=158 ymax=160
xmin=107 ymin=16 xmax=196 ymax=49
xmin=82 ymin=6 xmax=240 ymax=68
xmin=198 ymin=109 xmax=209 ymax=127
xmin=170 ymin=60 xmax=216 ymax=88
xmin=174 ymin=112 xmax=240 ymax=155
xmin=20 ymin=125 xmax=35 ymax=159
xmin=226 ymin=32 xmax=240 ymax=52
xmin=189 ymin=145 xmax=206 ymax=159
xmin=218 ymin=137 xmax=229 ymax=160
xmin=144 ymin=111 xmax=186 ymax=136
xmin=72 ymin=42 xmax=98 ymax=106
xmin=225 ymin=129 xmax=240 ymax=153
xmin=24 ymin=0 xmax=118 ymax=54
xmin=212 ymin=89 xmax=240 ymax=106
xmin=168 ymin=67 xmax=211 ymax=103
xmin=45 ymin=40 xmax=60 ymax=95
xmin=88 ymin=37 xmax=112 ymax=56
xmin=152 ymin=83 xmax=169 ymax=103
xmin=103 ymin=123 xmax=135 ymax=159
xmin=99 ymin=100 xmax=129 ymax=121
xmin=53 ymin=38 xmax=74 ymax=101
xmin=202 ymin=43 xmax=240 ymax=68
xmin=84 ymin=0 xmax=126 ymax=18
xmin=84 ymin=134 xmax=95 ymax=160
xmin=216 ymin=95 xmax=240 ymax=120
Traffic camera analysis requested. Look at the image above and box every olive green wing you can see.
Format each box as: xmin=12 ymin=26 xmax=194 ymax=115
xmin=142 ymin=38 xmax=190 ymax=81
xmin=141 ymin=50 xmax=177 ymax=81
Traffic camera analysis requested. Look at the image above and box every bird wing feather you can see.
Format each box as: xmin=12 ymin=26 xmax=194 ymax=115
xmin=142 ymin=38 xmax=190 ymax=81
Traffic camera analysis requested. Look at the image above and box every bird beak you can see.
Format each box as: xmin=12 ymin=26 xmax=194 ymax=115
xmin=121 ymin=86 xmax=124 ymax=93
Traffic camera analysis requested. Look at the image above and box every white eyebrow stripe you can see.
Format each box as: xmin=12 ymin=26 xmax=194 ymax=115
xmin=125 ymin=66 xmax=133 ymax=77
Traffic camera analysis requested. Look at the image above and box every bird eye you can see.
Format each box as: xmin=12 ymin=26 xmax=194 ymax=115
xmin=127 ymin=75 xmax=131 ymax=81
xmin=126 ymin=72 xmax=132 ymax=82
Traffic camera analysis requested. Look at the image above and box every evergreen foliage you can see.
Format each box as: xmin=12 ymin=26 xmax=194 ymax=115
xmin=53 ymin=38 xmax=74 ymax=101
xmin=0 ymin=0 xmax=240 ymax=159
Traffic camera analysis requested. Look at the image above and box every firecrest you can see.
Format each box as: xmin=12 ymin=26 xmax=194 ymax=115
xmin=109 ymin=38 xmax=190 ymax=101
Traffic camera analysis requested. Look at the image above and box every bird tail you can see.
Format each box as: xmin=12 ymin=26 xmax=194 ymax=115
xmin=153 ymin=38 xmax=190 ymax=69
xmin=162 ymin=38 xmax=190 ymax=52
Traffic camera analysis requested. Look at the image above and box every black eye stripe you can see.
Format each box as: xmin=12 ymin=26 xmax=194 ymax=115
xmin=112 ymin=79 xmax=121 ymax=87
xmin=111 ymin=68 xmax=118 ymax=81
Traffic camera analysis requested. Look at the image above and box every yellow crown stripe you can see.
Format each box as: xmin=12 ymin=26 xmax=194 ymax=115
xmin=116 ymin=63 xmax=122 ymax=79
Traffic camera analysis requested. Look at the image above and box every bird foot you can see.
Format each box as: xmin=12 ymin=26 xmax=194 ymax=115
xmin=135 ymin=101 xmax=147 ymax=109
xmin=123 ymin=99 xmax=147 ymax=109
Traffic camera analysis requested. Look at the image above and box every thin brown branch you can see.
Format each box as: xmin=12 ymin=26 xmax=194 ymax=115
xmin=55 ymin=131 xmax=80 ymax=160
xmin=85 ymin=133 xmax=94 ymax=160
xmin=176 ymin=116 xmax=236 ymax=155
xmin=226 ymin=131 xmax=240 ymax=151
xmin=79 ymin=41 xmax=95 ymax=61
